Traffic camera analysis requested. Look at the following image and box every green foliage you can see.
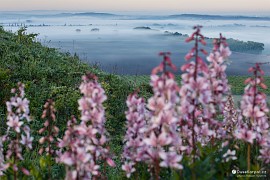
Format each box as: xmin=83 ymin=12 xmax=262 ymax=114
xmin=166 ymin=31 xmax=264 ymax=54
xmin=30 ymin=155 xmax=65 ymax=180
xmin=0 ymin=67 xmax=11 ymax=108
xmin=15 ymin=27 xmax=39 ymax=45
xmin=205 ymin=37 xmax=264 ymax=54
xmin=122 ymin=75 xmax=270 ymax=96
xmin=226 ymin=39 xmax=264 ymax=54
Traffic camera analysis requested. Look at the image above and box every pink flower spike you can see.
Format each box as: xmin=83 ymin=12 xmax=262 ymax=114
xmin=5 ymin=82 xmax=33 ymax=173
xmin=238 ymin=63 xmax=269 ymax=151
xmin=58 ymin=73 xmax=113 ymax=179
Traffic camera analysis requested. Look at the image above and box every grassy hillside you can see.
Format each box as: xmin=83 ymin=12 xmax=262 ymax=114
xmin=122 ymin=75 xmax=270 ymax=95
xmin=0 ymin=27 xmax=137 ymax=178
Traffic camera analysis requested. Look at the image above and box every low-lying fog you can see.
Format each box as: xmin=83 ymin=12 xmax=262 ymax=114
xmin=1 ymin=12 xmax=270 ymax=75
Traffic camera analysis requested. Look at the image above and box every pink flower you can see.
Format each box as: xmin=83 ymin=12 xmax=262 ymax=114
xmin=144 ymin=131 xmax=172 ymax=147
xmin=185 ymin=53 xmax=194 ymax=60
xmin=258 ymin=146 xmax=270 ymax=163
xmin=7 ymin=116 xmax=23 ymax=133
xmin=14 ymin=98 xmax=30 ymax=116
xmin=106 ymin=158 xmax=116 ymax=167
xmin=21 ymin=168 xmax=30 ymax=176
xmin=219 ymin=45 xmax=231 ymax=58
xmin=200 ymin=123 xmax=214 ymax=137
xmin=65 ymin=170 xmax=77 ymax=180
xmin=59 ymin=152 xmax=74 ymax=166
xmin=87 ymin=160 xmax=100 ymax=176
xmin=222 ymin=149 xmax=237 ymax=162
xmin=235 ymin=128 xmax=256 ymax=144
xmin=159 ymin=151 xmax=183 ymax=169
xmin=185 ymin=36 xmax=194 ymax=43
xmin=122 ymin=162 xmax=136 ymax=178
xmin=20 ymin=133 xmax=33 ymax=149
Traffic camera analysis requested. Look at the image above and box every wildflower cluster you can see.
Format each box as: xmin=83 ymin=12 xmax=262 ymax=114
xmin=235 ymin=63 xmax=270 ymax=166
xmin=58 ymin=73 xmax=115 ymax=179
xmin=179 ymin=26 xmax=214 ymax=158
xmin=145 ymin=53 xmax=183 ymax=175
xmin=207 ymin=34 xmax=231 ymax=113
xmin=122 ymin=92 xmax=147 ymax=178
xmin=206 ymin=35 xmax=233 ymax=144
xmin=122 ymin=53 xmax=183 ymax=178
xmin=236 ymin=64 xmax=269 ymax=143
xmin=58 ymin=116 xmax=98 ymax=179
xmin=5 ymin=82 xmax=33 ymax=177
xmin=122 ymin=26 xmax=270 ymax=179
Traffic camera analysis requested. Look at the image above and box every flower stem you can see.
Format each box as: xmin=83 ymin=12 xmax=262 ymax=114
xmin=192 ymin=170 xmax=196 ymax=180
xmin=48 ymin=155 xmax=51 ymax=180
xmin=14 ymin=133 xmax=19 ymax=180
xmin=13 ymin=153 xmax=17 ymax=180
xmin=135 ymin=164 xmax=138 ymax=180
xmin=247 ymin=143 xmax=251 ymax=171
xmin=179 ymin=169 xmax=182 ymax=179
xmin=154 ymin=159 xmax=160 ymax=180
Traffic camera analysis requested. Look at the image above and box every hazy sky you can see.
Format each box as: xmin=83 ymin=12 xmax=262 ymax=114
xmin=1 ymin=0 xmax=270 ymax=13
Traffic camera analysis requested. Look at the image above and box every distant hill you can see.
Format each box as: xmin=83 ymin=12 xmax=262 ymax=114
xmin=62 ymin=12 xmax=117 ymax=17
xmin=0 ymin=12 xmax=269 ymax=21
xmin=168 ymin=14 xmax=270 ymax=21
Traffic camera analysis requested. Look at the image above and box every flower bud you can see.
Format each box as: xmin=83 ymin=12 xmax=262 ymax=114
xmin=39 ymin=137 xmax=46 ymax=144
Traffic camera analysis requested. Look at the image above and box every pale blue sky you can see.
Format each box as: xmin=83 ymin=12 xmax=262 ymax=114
xmin=1 ymin=0 xmax=270 ymax=13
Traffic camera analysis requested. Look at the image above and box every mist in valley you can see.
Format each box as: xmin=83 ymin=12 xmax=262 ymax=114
xmin=1 ymin=11 xmax=270 ymax=75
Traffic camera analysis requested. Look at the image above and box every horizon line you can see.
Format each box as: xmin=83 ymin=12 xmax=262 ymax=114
xmin=0 ymin=10 xmax=270 ymax=16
